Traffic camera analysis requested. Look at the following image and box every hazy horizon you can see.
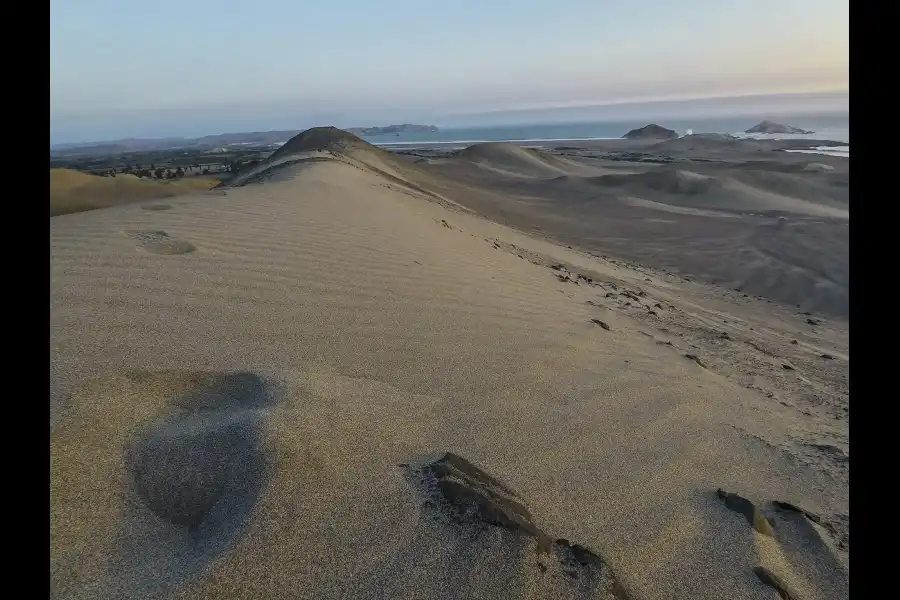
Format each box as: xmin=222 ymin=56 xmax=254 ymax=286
xmin=50 ymin=91 xmax=849 ymax=147
xmin=50 ymin=0 xmax=848 ymax=145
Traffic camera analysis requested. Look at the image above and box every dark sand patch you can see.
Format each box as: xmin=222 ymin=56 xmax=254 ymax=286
xmin=51 ymin=370 xmax=276 ymax=600
xmin=126 ymin=373 xmax=270 ymax=529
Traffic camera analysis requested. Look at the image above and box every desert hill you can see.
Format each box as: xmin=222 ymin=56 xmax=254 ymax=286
xmin=50 ymin=169 xmax=219 ymax=216
xmin=230 ymin=126 xmax=405 ymax=185
xmin=416 ymin=136 xmax=848 ymax=315
xmin=268 ymin=125 xmax=372 ymax=157
xmin=455 ymin=142 xmax=602 ymax=178
xmin=226 ymin=126 xmax=457 ymax=210
xmin=622 ymin=124 xmax=678 ymax=140
xmin=746 ymin=120 xmax=813 ymax=134
xmin=579 ymin=168 xmax=848 ymax=218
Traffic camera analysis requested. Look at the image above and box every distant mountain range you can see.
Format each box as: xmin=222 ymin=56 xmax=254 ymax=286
xmin=345 ymin=124 xmax=439 ymax=136
xmin=50 ymin=125 xmax=440 ymax=157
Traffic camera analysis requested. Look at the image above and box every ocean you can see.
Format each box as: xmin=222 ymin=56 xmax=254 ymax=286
xmin=361 ymin=112 xmax=850 ymax=153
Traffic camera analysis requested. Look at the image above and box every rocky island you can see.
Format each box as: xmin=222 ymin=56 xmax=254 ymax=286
xmin=345 ymin=124 xmax=439 ymax=136
xmin=623 ymin=124 xmax=679 ymax=140
xmin=745 ymin=120 xmax=813 ymax=134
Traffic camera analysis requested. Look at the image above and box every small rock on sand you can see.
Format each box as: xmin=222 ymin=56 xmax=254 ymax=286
xmin=590 ymin=319 xmax=611 ymax=331
xmin=684 ymin=354 xmax=706 ymax=368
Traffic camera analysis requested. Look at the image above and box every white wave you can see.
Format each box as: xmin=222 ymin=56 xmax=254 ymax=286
xmin=784 ymin=145 xmax=849 ymax=158
xmin=733 ymin=130 xmax=850 ymax=144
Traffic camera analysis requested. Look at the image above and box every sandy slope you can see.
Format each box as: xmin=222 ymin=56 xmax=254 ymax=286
xmin=417 ymin=144 xmax=849 ymax=317
xmin=51 ymin=169 xmax=220 ymax=216
xmin=569 ymin=169 xmax=848 ymax=219
xmin=51 ymin=144 xmax=848 ymax=600
xmin=457 ymin=142 xmax=602 ymax=178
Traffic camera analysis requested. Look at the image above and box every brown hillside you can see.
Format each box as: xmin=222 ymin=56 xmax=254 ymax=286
xmin=50 ymin=169 xmax=219 ymax=216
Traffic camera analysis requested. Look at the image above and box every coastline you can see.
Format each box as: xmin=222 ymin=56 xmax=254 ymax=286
xmin=369 ymin=136 xmax=850 ymax=158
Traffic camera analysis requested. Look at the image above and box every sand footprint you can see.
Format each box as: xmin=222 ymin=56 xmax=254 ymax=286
xmin=403 ymin=452 xmax=632 ymax=599
xmin=126 ymin=229 xmax=196 ymax=255
xmin=715 ymin=489 xmax=848 ymax=600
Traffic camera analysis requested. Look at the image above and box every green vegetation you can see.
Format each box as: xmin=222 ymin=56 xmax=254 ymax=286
xmin=49 ymin=146 xmax=273 ymax=182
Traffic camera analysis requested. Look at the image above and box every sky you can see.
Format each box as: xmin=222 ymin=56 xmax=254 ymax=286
xmin=50 ymin=0 xmax=849 ymax=144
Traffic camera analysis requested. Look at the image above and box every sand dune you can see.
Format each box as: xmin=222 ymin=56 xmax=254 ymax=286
xmin=415 ymin=145 xmax=848 ymax=316
xmin=227 ymin=127 xmax=450 ymax=209
xmin=728 ymin=170 xmax=848 ymax=208
xmin=586 ymin=169 xmax=721 ymax=195
xmin=51 ymin=130 xmax=848 ymax=600
xmin=572 ymin=168 xmax=849 ymax=218
xmin=266 ymin=125 xmax=414 ymax=180
xmin=456 ymin=142 xmax=598 ymax=178
xmin=50 ymin=169 xmax=219 ymax=216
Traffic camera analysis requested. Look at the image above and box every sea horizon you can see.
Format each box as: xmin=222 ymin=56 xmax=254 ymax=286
xmin=50 ymin=93 xmax=849 ymax=149
xmin=363 ymin=111 xmax=850 ymax=147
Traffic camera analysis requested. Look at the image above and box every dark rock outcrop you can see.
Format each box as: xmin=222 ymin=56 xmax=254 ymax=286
xmin=623 ymin=124 xmax=678 ymax=140
xmin=745 ymin=120 xmax=813 ymax=135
